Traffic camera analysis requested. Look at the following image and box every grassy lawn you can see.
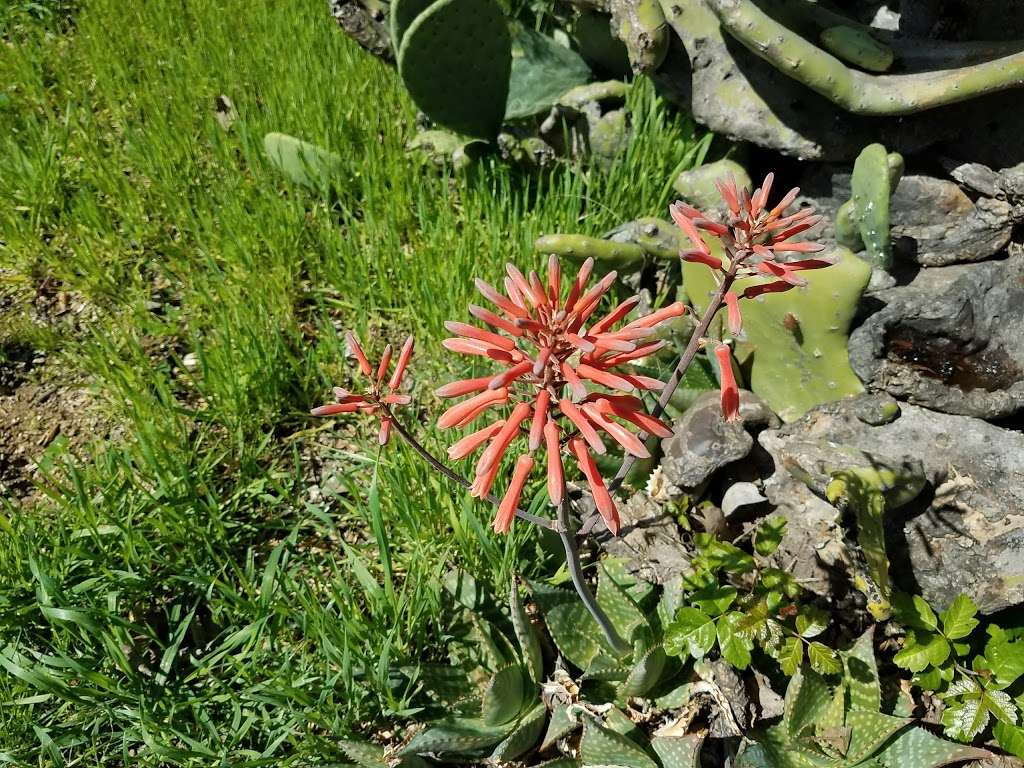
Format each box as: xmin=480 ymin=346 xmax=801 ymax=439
xmin=0 ymin=0 xmax=708 ymax=761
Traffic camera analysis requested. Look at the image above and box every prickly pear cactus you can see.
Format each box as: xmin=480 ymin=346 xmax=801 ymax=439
xmin=818 ymin=26 xmax=894 ymax=73
xmin=673 ymin=158 xmax=752 ymax=213
xmin=834 ymin=143 xmax=903 ymax=269
xmin=263 ymin=133 xmax=343 ymax=190
xmin=610 ymin=0 xmax=669 ymax=74
xmin=389 ymin=0 xmax=434 ymax=51
xmin=397 ymin=0 xmax=511 ymax=139
xmin=683 ymin=246 xmax=871 ymax=422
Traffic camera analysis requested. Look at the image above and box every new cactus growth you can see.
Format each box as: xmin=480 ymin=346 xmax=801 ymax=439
xmin=262 ymin=132 xmax=343 ymax=190
xmin=835 ymin=143 xmax=903 ymax=269
xmin=397 ymin=0 xmax=511 ymax=139
xmin=703 ymin=0 xmax=1024 ymax=116
xmin=683 ymin=246 xmax=870 ymax=422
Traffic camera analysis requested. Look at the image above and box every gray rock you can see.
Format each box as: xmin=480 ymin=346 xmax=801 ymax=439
xmin=890 ymin=175 xmax=1014 ymax=266
xmin=757 ymin=431 xmax=847 ymax=598
xmin=849 ymin=252 xmax=1024 ymax=419
xmin=764 ymin=395 xmax=1024 ymax=614
xmin=599 ymin=492 xmax=692 ymax=585
xmin=659 ymin=390 xmax=777 ymax=491
xmin=720 ymin=481 xmax=767 ymax=518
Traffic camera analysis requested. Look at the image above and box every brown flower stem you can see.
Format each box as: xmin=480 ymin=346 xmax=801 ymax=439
xmin=608 ymin=267 xmax=738 ymax=495
xmin=556 ymin=499 xmax=631 ymax=655
xmin=384 ymin=407 xmax=559 ymax=531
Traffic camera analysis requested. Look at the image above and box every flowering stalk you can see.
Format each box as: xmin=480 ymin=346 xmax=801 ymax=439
xmin=608 ymin=172 xmax=829 ymax=497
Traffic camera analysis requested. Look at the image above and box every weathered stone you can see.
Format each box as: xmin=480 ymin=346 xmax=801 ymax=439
xmin=849 ymin=252 xmax=1024 ymax=419
xmin=757 ymin=430 xmax=846 ymax=598
xmin=720 ymin=481 xmax=766 ymax=518
xmin=889 ymin=175 xmax=1014 ymax=266
xmin=599 ymin=492 xmax=692 ymax=584
xmin=659 ymin=390 xmax=777 ymax=491
xmin=764 ymin=395 xmax=1024 ymax=614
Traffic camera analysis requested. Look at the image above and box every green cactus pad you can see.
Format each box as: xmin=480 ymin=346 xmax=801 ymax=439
xmin=819 ymin=26 xmax=894 ymax=73
xmin=509 ymin=582 xmax=544 ymax=683
xmin=482 ymin=664 xmax=526 ymax=726
xmin=338 ymin=740 xmax=388 ymax=768
xmin=580 ymin=714 xmax=658 ymax=768
xmin=535 ymin=233 xmax=647 ymax=269
xmin=650 ymin=735 xmax=704 ymax=768
xmin=837 ymin=144 xmax=904 ymax=268
xmin=397 ymin=0 xmax=511 ymax=139
xmin=263 ymin=133 xmax=342 ymax=190
xmin=505 ymin=27 xmax=591 ymax=120
xmin=491 ymin=703 xmax=547 ymax=761
xmin=683 ymin=246 xmax=870 ymax=422
xmin=849 ymin=143 xmax=901 ymax=268
xmin=390 ymin=0 xmax=434 ymax=51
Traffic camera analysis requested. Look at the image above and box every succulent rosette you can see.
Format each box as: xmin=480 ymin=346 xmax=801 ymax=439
xmin=436 ymin=256 xmax=685 ymax=535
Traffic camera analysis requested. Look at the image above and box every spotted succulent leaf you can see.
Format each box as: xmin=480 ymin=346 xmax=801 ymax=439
xmin=491 ymin=703 xmax=547 ymax=761
xmin=580 ymin=714 xmax=658 ymax=768
xmin=482 ymin=664 xmax=527 ymax=726
xmin=510 ymin=582 xmax=544 ymax=682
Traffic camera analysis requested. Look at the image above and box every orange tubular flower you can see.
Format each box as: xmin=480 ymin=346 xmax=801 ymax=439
xmin=670 ymin=172 xmax=833 ymax=420
xmin=713 ymin=343 xmax=741 ymax=423
xmin=312 ymin=332 xmax=414 ymax=445
xmin=438 ymin=256 xmax=684 ymax=535
xmin=669 ymin=171 xmax=830 ymax=311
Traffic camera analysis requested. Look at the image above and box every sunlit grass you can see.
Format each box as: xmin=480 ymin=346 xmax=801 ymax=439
xmin=0 ymin=0 xmax=710 ymax=761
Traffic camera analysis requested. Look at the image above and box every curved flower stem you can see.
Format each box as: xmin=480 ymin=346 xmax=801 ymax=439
xmin=608 ymin=266 xmax=738 ymax=496
xmin=557 ymin=499 xmax=631 ymax=655
xmin=384 ymin=406 xmax=627 ymax=652
xmin=383 ymin=407 xmax=559 ymax=531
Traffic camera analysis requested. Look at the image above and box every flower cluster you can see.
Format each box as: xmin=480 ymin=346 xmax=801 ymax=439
xmin=669 ymin=172 xmax=831 ymax=421
xmin=311 ymin=332 xmax=414 ymax=445
xmin=437 ymin=256 xmax=682 ymax=535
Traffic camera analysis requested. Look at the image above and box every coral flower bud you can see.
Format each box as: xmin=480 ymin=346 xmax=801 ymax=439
xmin=714 ymin=344 xmax=741 ymax=423
xmin=569 ymin=437 xmax=619 ymax=535
xmin=493 ymin=455 xmax=534 ymax=533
